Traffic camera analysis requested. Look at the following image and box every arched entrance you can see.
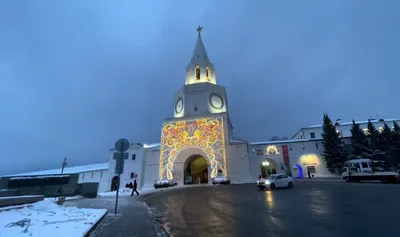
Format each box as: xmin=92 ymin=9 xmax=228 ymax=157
xmin=111 ymin=176 xmax=119 ymax=191
xmin=184 ymin=155 xmax=209 ymax=184
xmin=260 ymin=159 xmax=279 ymax=178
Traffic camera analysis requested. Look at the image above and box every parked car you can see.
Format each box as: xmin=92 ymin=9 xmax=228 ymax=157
xmin=256 ymin=174 xmax=294 ymax=190
xmin=212 ymin=176 xmax=230 ymax=185
xmin=154 ymin=180 xmax=176 ymax=189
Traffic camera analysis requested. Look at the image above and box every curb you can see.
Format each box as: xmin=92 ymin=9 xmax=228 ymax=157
xmin=140 ymin=201 xmax=169 ymax=237
xmin=84 ymin=209 xmax=108 ymax=237
xmin=295 ymin=179 xmax=343 ymax=182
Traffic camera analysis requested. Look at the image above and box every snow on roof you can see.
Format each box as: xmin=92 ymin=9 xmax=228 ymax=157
xmin=230 ymin=138 xmax=247 ymax=144
xmin=3 ymin=163 xmax=108 ymax=177
xmin=306 ymin=119 xmax=400 ymax=129
xmin=9 ymin=175 xmax=70 ymax=180
xmin=143 ymin=143 xmax=161 ymax=149
xmin=249 ymin=138 xmax=317 ymax=146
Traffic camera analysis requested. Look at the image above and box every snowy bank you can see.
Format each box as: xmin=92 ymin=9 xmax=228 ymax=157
xmin=0 ymin=199 xmax=107 ymax=237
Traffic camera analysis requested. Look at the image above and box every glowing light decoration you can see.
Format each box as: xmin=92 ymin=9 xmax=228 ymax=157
xmin=159 ymin=116 xmax=227 ymax=180
xmin=266 ymin=145 xmax=279 ymax=155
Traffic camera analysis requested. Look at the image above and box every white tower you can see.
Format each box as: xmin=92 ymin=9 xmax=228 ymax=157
xmin=185 ymin=26 xmax=217 ymax=85
xmin=174 ymin=26 xmax=229 ymax=118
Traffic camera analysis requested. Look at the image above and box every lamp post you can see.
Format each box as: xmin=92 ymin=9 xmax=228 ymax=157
xmin=61 ymin=157 xmax=68 ymax=174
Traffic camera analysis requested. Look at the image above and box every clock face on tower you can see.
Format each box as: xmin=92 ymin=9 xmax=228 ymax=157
xmin=209 ymin=93 xmax=224 ymax=109
xmin=175 ymin=97 xmax=183 ymax=114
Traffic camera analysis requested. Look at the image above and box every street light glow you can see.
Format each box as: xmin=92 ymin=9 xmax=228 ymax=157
xmin=262 ymin=161 xmax=270 ymax=166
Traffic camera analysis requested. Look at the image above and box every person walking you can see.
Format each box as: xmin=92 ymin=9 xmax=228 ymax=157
xmin=307 ymin=169 xmax=311 ymax=179
xmin=131 ymin=179 xmax=139 ymax=196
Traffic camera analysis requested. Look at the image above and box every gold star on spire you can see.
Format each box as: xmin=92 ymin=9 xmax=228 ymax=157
xmin=196 ymin=25 xmax=203 ymax=34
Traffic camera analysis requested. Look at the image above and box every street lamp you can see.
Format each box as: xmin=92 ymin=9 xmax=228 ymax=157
xmin=262 ymin=161 xmax=270 ymax=167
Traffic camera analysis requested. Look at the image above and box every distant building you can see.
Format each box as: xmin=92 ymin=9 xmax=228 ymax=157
xmin=292 ymin=119 xmax=400 ymax=140
xmin=2 ymin=163 xmax=109 ymax=193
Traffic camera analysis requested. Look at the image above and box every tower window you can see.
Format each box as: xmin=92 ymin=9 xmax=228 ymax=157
xmin=206 ymin=68 xmax=209 ymax=78
xmin=195 ymin=67 xmax=200 ymax=80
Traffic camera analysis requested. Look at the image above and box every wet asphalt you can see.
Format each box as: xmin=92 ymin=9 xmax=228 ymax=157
xmin=143 ymin=181 xmax=400 ymax=237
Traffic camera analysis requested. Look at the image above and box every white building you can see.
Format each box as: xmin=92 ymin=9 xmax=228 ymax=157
xmin=3 ymin=163 xmax=109 ymax=193
xmin=292 ymin=119 xmax=400 ymax=140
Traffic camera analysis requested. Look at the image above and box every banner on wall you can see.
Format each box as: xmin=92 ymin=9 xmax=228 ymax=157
xmin=281 ymin=145 xmax=290 ymax=172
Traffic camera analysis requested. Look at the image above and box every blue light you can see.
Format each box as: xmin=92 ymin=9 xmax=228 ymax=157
xmin=295 ymin=164 xmax=303 ymax=179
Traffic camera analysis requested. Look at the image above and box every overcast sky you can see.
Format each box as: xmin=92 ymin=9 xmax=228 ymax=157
xmin=1 ymin=0 xmax=399 ymax=175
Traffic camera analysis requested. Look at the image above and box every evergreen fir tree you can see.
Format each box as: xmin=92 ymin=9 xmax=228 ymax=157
xmin=390 ymin=121 xmax=400 ymax=165
xmin=350 ymin=120 xmax=369 ymax=158
xmin=379 ymin=123 xmax=394 ymax=163
xmin=366 ymin=120 xmax=385 ymax=160
xmin=393 ymin=121 xmax=400 ymax=133
xmin=321 ymin=114 xmax=347 ymax=173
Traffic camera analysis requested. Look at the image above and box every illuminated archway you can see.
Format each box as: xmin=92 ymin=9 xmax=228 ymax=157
xmin=299 ymin=154 xmax=321 ymax=177
xmin=184 ymin=155 xmax=209 ymax=184
xmin=260 ymin=158 xmax=279 ymax=178
xmin=159 ymin=117 xmax=227 ymax=181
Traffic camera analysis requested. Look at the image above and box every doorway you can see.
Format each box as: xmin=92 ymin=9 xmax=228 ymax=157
xmin=111 ymin=176 xmax=119 ymax=191
xmin=184 ymin=155 xmax=209 ymax=184
xmin=260 ymin=159 xmax=278 ymax=178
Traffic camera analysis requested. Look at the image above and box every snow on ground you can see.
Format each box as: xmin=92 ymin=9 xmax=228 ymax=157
xmin=44 ymin=196 xmax=83 ymax=201
xmin=0 ymin=199 xmax=107 ymax=237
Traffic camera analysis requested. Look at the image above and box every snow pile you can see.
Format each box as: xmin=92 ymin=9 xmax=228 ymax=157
xmin=0 ymin=199 xmax=107 ymax=237
xmin=97 ymin=188 xmax=133 ymax=197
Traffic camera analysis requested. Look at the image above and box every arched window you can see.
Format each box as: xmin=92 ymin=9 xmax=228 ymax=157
xmin=195 ymin=67 xmax=200 ymax=80
xmin=206 ymin=67 xmax=209 ymax=79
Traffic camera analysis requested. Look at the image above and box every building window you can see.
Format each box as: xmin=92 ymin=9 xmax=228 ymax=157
xmin=195 ymin=67 xmax=200 ymax=80
xmin=132 ymin=154 xmax=136 ymax=160
xmin=130 ymin=172 xmax=135 ymax=179
xmin=302 ymin=145 xmax=305 ymax=150
xmin=91 ymin=172 xmax=94 ymax=178
xmin=194 ymin=106 xmax=198 ymax=111
xmin=100 ymin=171 xmax=103 ymax=178
xmin=316 ymin=143 xmax=319 ymax=149
xmin=206 ymin=68 xmax=209 ymax=80
xmin=310 ymin=132 xmax=315 ymax=139
xmin=307 ymin=166 xmax=316 ymax=174
xmin=289 ymin=145 xmax=292 ymax=151
xmin=82 ymin=174 xmax=85 ymax=180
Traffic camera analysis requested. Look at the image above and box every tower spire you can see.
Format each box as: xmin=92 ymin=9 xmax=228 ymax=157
xmin=185 ymin=26 xmax=216 ymax=85
xmin=196 ymin=25 xmax=203 ymax=35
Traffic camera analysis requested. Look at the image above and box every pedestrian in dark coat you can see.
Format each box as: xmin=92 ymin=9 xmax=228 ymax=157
xmin=131 ymin=179 xmax=139 ymax=196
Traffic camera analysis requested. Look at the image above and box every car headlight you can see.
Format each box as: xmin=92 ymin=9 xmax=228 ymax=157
xmin=265 ymin=180 xmax=271 ymax=184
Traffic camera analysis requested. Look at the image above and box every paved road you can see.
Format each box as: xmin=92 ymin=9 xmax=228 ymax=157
xmin=66 ymin=195 xmax=164 ymax=237
xmin=144 ymin=182 xmax=400 ymax=237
